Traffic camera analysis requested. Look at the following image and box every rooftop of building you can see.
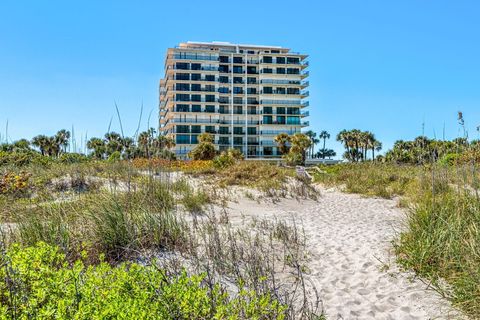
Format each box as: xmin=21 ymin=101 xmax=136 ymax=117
xmin=172 ymin=41 xmax=306 ymax=56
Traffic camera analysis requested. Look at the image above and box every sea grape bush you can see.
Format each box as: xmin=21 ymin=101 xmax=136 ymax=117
xmin=0 ymin=242 xmax=287 ymax=319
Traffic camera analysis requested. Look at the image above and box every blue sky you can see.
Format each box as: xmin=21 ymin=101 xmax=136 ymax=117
xmin=1 ymin=0 xmax=479 ymax=156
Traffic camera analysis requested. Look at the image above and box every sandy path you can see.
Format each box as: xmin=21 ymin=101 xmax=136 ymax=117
xmin=223 ymin=187 xmax=462 ymax=320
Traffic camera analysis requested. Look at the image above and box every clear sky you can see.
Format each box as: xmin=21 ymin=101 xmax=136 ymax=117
xmin=1 ymin=0 xmax=479 ymax=156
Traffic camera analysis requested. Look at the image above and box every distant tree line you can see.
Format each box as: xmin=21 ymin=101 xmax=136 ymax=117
xmin=0 ymin=128 xmax=176 ymax=164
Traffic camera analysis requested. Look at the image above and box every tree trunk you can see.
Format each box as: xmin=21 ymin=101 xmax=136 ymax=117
xmin=322 ymin=138 xmax=326 ymax=159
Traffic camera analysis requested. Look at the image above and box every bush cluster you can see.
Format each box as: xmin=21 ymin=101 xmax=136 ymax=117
xmin=0 ymin=242 xmax=287 ymax=319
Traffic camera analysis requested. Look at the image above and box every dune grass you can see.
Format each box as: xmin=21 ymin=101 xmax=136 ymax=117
xmin=314 ymin=162 xmax=480 ymax=317
xmin=0 ymin=160 xmax=324 ymax=318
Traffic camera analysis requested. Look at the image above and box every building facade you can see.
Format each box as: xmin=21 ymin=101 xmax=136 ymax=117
xmin=159 ymin=41 xmax=309 ymax=159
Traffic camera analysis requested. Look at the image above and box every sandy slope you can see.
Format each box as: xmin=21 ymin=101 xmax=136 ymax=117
xmin=222 ymin=186 xmax=463 ymax=320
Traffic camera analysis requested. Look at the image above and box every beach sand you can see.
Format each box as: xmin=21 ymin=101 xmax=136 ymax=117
xmin=219 ymin=185 xmax=463 ymax=320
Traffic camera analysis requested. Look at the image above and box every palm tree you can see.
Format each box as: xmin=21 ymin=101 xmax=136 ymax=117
xmin=104 ymin=132 xmax=123 ymax=156
xmin=137 ymin=131 xmax=151 ymax=157
xmin=87 ymin=137 xmax=105 ymax=159
xmin=336 ymin=130 xmax=350 ymax=155
xmin=31 ymin=135 xmax=49 ymax=156
xmin=372 ymin=140 xmax=382 ymax=161
xmin=304 ymin=130 xmax=317 ymax=158
xmin=54 ymin=129 xmax=71 ymax=155
xmin=290 ymin=133 xmax=312 ymax=165
xmin=318 ymin=131 xmax=330 ymax=159
xmin=274 ymin=133 xmax=290 ymax=155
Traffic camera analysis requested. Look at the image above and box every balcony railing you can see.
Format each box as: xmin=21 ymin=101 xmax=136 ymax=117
xmin=171 ymin=54 xmax=219 ymax=61
xmin=261 ymin=99 xmax=302 ymax=106
xmin=168 ymin=65 xmax=218 ymax=71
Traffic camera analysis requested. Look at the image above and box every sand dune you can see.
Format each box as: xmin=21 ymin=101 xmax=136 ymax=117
xmin=223 ymin=186 xmax=463 ymax=319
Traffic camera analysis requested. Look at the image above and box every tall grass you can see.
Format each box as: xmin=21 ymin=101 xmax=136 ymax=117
xmin=315 ymin=162 xmax=480 ymax=317
xmin=0 ymin=160 xmax=324 ymax=318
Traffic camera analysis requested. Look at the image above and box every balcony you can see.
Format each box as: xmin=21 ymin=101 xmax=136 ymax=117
xmin=300 ymin=90 xmax=309 ymax=97
xmin=301 ymin=70 xmax=309 ymax=78
xmin=171 ymin=54 xmax=219 ymax=61
xmin=301 ymin=111 xmax=309 ymax=117
xmin=260 ymin=130 xmax=299 ymax=135
xmin=261 ymin=99 xmax=302 ymax=106
xmin=302 ymin=101 xmax=310 ymax=107
xmin=169 ymin=65 xmax=218 ymax=72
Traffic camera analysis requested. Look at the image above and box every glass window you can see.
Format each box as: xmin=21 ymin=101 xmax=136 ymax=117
xmin=219 ymin=56 xmax=229 ymax=63
xmin=191 ymin=125 xmax=201 ymax=133
xmin=263 ymin=116 xmax=273 ymax=124
xmin=233 ymin=56 xmax=243 ymax=64
xmin=219 ymin=127 xmax=229 ymax=134
xmin=247 ymin=77 xmax=256 ymax=84
xmin=205 ymin=95 xmax=215 ymax=102
xmin=176 ymin=73 xmax=189 ymax=80
xmin=262 ymin=68 xmax=273 ymax=74
xmin=176 ymin=134 xmax=190 ymax=144
xmin=233 ymin=66 xmax=243 ymax=73
xmin=287 ymin=68 xmax=299 ymax=74
xmin=287 ymin=87 xmax=299 ymax=94
xmin=233 ymin=77 xmax=243 ymax=84
xmin=205 ymin=126 xmax=216 ymax=133
xmin=287 ymin=57 xmax=300 ymax=64
xmin=191 ymin=135 xmax=198 ymax=144
xmin=276 ymin=57 xmax=285 ymax=64
xmin=191 ymin=84 xmax=201 ymax=92
xmin=205 ymin=85 xmax=215 ymax=92
xmin=205 ymin=105 xmax=215 ymax=112
xmin=263 ymin=56 xmax=272 ymax=63
xmin=247 ymin=87 xmax=257 ymax=94
xmin=233 ymin=127 xmax=243 ymax=135
xmin=234 ymin=137 xmax=243 ymax=145
xmin=191 ymin=63 xmax=201 ymax=70
xmin=286 ymin=116 xmax=300 ymax=125
xmin=248 ymin=127 xmax=257 ymax=135
xmin=263 ymin=107 xmax=273 ymax=114
xmin=276 ymin=107 xmax=285 ymax=114
xmin=176 ymin=83 xmax=190 ymax=91
xmin=233 ymin=97 xmax=243 ymax=105
xmin=191 ymin=73 xmax=201 ymax=80
xmin=219 ymin=137 xmax=230 ymax=145
xmin=219 ymin=87 xmax=229 ymax=94
xmin=191 ymin=94 xmax=201 ymax=102
xmin=176 ymin=62 xmax=189 ymax=70
xmin=191 ymin=105 xmax=201 ymax=112
xmin=276 ymin=87 xmax=286 ymax=94
xmin=277 ymin=116 xmax=286 ymax=124
xmin=219 ymin=106 xmax=228 ymax=114
xmin=175 ymin=104 xmax=189 ymax=112
xmin=205 ymin=75 xmax=215 ymax=81
xmin=219 ymin=65 xmax=229 ymax=73
xmin=219 ymin=76 xmax=229 ymax=83
xmin=263 ymin=87 xmax=273 ymax=94
xmin=233 ymin=87 xmax=243 ymax=94
xmin=276 ymin=68 xmax=286 ymax=74
xmin=175 ymin=94 xmax=190 ymax=101
xmin=176 ymin=125 xmax=189 ymax=133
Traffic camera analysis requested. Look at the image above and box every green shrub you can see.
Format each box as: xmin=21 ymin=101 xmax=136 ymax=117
xmin=213 ymin=148 xmax=244 ymax=169
xmin=0 ymin=151 xmax=51 ymax=167
xmin=58 ymin=152 xmax=89 ymax=164
xmin=0 ymin=242 xmax=287 ymax=319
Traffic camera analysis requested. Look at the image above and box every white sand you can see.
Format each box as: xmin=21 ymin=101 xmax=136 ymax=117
xmin=221 ymin=186 xmax=463 ymax=320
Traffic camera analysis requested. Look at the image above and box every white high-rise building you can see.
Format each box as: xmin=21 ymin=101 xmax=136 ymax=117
xmin=159 ymin=41 xmax=309 ymax=159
